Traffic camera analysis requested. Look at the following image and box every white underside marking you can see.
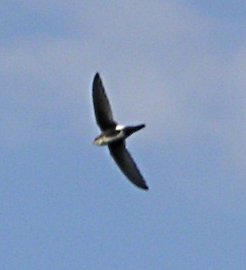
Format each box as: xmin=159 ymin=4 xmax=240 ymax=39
xmin=99 ymin=131 xmax=125 ymax=145
xmin=115 ymin=124 xmax=125 ymax=131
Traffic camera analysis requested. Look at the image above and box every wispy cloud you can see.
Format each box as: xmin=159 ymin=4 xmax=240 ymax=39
xmin=1 ymin=1 xmax=245 ymax=168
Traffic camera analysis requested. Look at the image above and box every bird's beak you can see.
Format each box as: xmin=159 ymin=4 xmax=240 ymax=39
xmin=93 ymin=139 xmax=100 ymax=145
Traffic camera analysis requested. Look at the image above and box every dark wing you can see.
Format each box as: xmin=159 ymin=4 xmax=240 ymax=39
xmin=108 ymin=141 xmax=148 ymax=190
xmin=92 ymin=73 xmax=117 ymax=131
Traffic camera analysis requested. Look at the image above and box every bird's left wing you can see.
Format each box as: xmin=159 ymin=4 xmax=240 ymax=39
xmin=108 ymin=141 xmax=148 ymax=190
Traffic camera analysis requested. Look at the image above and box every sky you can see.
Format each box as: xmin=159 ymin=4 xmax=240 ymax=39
xmin=1 ymin=1 xmax=246 ymax=269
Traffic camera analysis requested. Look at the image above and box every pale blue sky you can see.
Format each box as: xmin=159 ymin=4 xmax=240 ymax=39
xmin=1 ymin=1 xmax=246 ymax=269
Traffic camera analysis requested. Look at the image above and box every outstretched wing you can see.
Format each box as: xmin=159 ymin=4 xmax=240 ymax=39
xmin=92 ymin=73 xmax=117 ymax=131
xmin=108 ymin=141 xmax=148 ymax=190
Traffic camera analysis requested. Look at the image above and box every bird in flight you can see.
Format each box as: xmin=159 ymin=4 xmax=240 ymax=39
xmin=92 ymin=73 xmax=149 ymax=190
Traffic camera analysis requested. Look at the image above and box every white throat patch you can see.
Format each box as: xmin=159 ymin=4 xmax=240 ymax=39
xmin=115 ymin=125 xmax=125 ymax=131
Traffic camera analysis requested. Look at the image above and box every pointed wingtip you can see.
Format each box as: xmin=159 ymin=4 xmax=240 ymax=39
xmin=136 ymin=181 xmax=149 ymax=190
xmin=142 ymin=184 xmax=149 ymax=191
xmin=93 ymin=72 xmax=101 ymax=87
xmin=94 ymin=72 xmax=100 ymax=79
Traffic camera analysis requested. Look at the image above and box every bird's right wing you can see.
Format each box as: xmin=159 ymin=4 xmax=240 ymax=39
xmin=108 ymin=141 xmax=148 ymax=190
xmin=92 ymin=73 xmax=117 ymax=131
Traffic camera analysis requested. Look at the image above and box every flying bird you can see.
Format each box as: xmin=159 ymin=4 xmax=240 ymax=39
xmin=92 ymin=73 xmax=149 ymax=190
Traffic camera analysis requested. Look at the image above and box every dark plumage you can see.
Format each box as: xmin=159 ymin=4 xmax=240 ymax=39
xmin=92 ymin=73 xmax=148 ymax=190
xmin=92 ymin=73 xmax=117 ymax=131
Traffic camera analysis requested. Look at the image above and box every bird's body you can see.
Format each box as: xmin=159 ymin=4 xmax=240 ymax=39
xmin=94 ymin=124 xmax=145 ymax=146
xmin=92 ymin=73 xmax=149 ymax=190
xmin=94 ymin=126 xmax=125 ymax=146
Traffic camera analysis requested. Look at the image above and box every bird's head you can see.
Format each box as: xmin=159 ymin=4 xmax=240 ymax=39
xmin=93 ymin=135 xmax=105 ymax=146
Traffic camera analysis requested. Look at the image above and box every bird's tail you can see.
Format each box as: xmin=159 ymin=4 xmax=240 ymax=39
xmin=125 ymin=124 xmax=145 ymax=137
